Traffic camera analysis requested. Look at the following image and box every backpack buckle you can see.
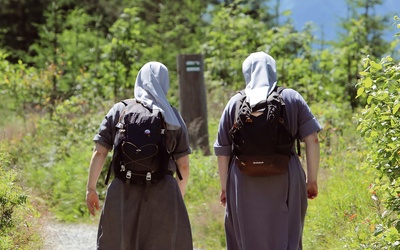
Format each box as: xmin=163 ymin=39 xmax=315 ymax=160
xmin=126 ymin=170 xmax=132 ymax=179
xmin=116 ymin=122 xmax=124 ymax=129
xmin=146 ymin=172 xmax=151 ymax=181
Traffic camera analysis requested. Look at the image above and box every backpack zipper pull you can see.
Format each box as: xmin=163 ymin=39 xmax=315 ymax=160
xmin=126 ymin=170 xmax=132 ymax=179
xmin=124 ymin=170 xmax=132 ymax=200
xmin=146 ymin=172 xmax=151 ymax=181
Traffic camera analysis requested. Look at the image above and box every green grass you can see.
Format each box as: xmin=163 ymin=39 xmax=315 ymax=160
xmin=304 ymin=161 xmax=376 ymax=249
xmin=302 ymin=120 xmax=377 ymax=249
xmin=185 ymin=151 xmax=226 ymax=249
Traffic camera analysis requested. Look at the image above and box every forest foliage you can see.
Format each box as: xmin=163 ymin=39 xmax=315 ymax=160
xmin=0 ymin=0 xmax=399 ymax=249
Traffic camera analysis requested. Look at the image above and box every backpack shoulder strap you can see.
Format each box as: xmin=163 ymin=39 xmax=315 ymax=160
xmin=231 ymin=90 xmax=248 ymax=128
xmin=235 ymin=89 xmax=246 ymax=111
xmin=105 ymin=99 xmax=141 ymax=185
xmin=275 ymin=86 xmax=302 ymax=156
xmin=116 ymin=99 xmax=137 ymax=124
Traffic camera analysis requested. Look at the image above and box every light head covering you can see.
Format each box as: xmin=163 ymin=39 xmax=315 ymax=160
xmin=242 ymin=52 xmax=277 ymax=108
xmin=134 ymin=62 xmax=181 ymax=130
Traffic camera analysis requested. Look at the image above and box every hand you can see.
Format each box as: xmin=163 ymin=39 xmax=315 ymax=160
xmin=220 ymin=190 xmax=226 ymax=207
xmin=307 ymin=181 xmax=318 ymax=199
xmin=86 ymin=189 xmax=100 ymax=216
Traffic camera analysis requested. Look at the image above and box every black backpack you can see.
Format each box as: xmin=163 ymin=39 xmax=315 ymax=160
xmin=105 ymin=99 xmax=175 ymax=185
xmin=229 ymin=87 xmax=298 ymax=176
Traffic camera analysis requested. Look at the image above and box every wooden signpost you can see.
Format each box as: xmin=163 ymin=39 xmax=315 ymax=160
xmin=177 ymin=54 xmax=210 ymax=155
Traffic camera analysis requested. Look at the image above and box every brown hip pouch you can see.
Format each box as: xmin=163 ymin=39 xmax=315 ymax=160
xmin=235 ymin=154 xmax=290 ymax=176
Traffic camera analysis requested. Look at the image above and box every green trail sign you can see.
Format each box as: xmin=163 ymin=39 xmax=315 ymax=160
xmin=185 ymin=60 xmax=201 ymax=72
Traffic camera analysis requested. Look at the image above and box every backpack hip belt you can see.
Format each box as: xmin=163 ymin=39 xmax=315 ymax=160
xmin=235 ymin=154 xmax=290 ymax=176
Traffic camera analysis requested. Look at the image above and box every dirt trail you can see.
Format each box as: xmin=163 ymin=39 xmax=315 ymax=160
xmin=42 ymin=220 xmax=203 ymax=250
xmin=42 ymin=220 xmax=97 ymax=250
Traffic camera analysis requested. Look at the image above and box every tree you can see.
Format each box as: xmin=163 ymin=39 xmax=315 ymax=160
xmin=333 ymin=0 xmax=392 ymax=109
xmin=0 ymin=0 xmax=131 ymax=62
xmin=202 ymin=1 xmax=273 ymax=90
xmin=22 ymin=4 xmax=107 ymax=110
xmin=0 ymin=0 xmax=47 ymax=62
xmin=94 ymin=1 xmax=211 ymax=103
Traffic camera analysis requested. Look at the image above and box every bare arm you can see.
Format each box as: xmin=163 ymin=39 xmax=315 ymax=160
xmin=86 ymin=143 xmax=109 ymax=216
xmin=303 ymin=131 xmax=320 ymax=199
xmin=175 ymin=154 xmax=189 ymax=198
xmin=217 ymin=155 xmax=230 ymax=207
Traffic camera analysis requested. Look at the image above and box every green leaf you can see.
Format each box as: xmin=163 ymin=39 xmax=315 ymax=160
xmin=357 ymin=87 xmax=365 ymax=97
xmin=364 ymin=77 xmax=373 ymax=88
xmin=367 ymin=96 xmax=373 ymax=104
xmin=370 ymin=61 xmax=383 ymax=71
xmin=393 ymin=103 xmax=400 ymax=114
xmin=370 ymin=130 xmax=379 ymax=138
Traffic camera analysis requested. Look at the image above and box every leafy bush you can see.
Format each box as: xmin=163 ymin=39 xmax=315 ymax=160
xmin=14 ymin=95 xmax=106 ymax=222
xmin=355 ymin=18 xmax=400 ymax=247
xmin=0 ymin=141 xmax=41 ymax=249
xmin=356 ymin=53 xmax=400 ymax=248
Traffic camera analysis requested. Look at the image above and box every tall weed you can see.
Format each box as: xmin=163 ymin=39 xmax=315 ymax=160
xmin=0 ymin=141 xmax=42 ymax=249
xmin=185 ymin=150 xmax=225 ymax=249
xmin=48 ymin=146 xmax=94 ymax=221
xmin=14 ymin=97 xmax=104 ymax=221
xmin=303 ymin=142 xmax=376 ymax=249
xmin=184 ymin=118 xmax=226 ymax=249
xmin=303 ymin=103 xmax=377 ymax=249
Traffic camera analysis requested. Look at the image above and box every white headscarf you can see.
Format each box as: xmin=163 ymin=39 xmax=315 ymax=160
xmin=242 ymin=52 xmax=278 ymax=108
xmin=134 ymin=62 xmax=181 ymax=130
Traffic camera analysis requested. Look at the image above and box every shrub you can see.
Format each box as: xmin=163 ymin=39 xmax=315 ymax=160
xmin=0 ymin=141 xmax=41 ymax=249
xmin=356 ymin=51 xmax=400 ymax=247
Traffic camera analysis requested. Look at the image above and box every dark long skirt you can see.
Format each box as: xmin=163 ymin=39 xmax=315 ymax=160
xmin=225 ymin=155 xmax=308 ymax=250
xmin=97 ymin=175 xmax=193 ymax=250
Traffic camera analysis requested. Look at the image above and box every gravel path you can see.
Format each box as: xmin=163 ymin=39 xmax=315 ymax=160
xmin=42 ymin=220 xmax=202 ymax=250
xmin=42 ymin=221 xmax=98 ymax=250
